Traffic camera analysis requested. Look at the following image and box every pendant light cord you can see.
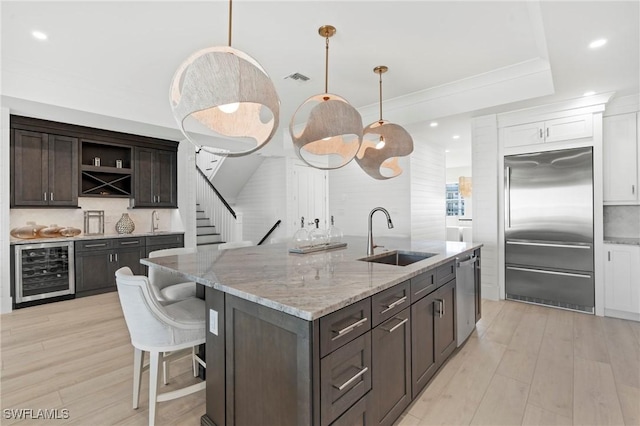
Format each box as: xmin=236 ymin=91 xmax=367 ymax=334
xmin=324 ymin=36 xmax=330 ymax=93
xmin=228 ymin=0 xmax=233 ymax=47
xmin=379 ymin=71 xmax=383 ymax=122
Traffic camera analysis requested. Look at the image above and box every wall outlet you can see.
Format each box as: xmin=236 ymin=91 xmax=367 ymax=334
xmin=209 ymin=309 xmax=218 ymax=335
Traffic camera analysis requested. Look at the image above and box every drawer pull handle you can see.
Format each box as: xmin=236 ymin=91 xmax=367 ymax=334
xmin=435 ymin=299 xmax=444 ymax=318
xmin=381 ymin=296 xmax=407 ymax=314
xmin=120 ymin=241 xmax=140 ymax=245
xmin=85 ymin=243 xmax=107 ymax=248
xmin=381 ymin=317 xmax=409 ymax=333
xmin=414 ymin=285 xmax=432 ymax=296
xmin=333 ymin=366 xmax=368 ymax=391
xmin=332 ymin=317 xmax=368 ymax=340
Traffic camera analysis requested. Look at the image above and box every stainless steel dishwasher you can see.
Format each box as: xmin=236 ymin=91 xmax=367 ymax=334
xmin=456 ymin=253 xmax=477 ymax=346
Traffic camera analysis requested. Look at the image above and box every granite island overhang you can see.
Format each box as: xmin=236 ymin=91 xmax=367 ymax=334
xmin=140 ymin=236 xmax=482 ymax=321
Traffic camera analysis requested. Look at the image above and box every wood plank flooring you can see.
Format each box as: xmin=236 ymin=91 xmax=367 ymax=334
xmin=2 ymin=294 xmax=639 ymax=425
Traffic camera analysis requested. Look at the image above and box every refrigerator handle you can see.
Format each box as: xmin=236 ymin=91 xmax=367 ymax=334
xmin=505 ymin=166 xmax=511 ymax=228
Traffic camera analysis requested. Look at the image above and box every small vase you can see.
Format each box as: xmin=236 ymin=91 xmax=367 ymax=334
xmin=115 ymin=213 xmax=135 ymax=234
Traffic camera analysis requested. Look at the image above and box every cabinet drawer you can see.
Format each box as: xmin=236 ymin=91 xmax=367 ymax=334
xmin=145 ymin=233 xmax=184 ymax=248
xmin=330 ymin=392 xmax=371 ymax=426
xmin=320 ymin=298 xmax=371 ymax=358
xmin=371 ymin=281 xmax=410 ymax=327
xmin=113 ymin=237 xmax=144 ymax=249
xmin=320 ymin=333 xmax=372 ymax=426
xmin=75 ymin=239 xmax=113 ymax=252
xmin=411 ymin=270 xmax=436 ymax=302
xmin=436 ymin=260 xmax=456 ymax=287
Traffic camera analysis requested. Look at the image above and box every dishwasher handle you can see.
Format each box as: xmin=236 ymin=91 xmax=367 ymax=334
xmin=456 ymin=255 xmax=477 ymax=268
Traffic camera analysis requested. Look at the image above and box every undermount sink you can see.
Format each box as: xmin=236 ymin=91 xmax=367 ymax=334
xmin=358 ymin=250 xmax=437 ymax=266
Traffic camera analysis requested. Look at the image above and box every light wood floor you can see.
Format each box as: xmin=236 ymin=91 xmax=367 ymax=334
xmin=2 ymin=294 xmax=639 ymax=425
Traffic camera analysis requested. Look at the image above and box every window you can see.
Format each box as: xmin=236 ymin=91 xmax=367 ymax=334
xmin=446 ymin=183 xmax=465 ymax=216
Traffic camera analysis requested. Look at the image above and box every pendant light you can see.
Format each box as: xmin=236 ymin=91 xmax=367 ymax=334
xmin=290 ymin=25 xmax=363 ymax=170
xmin=356 ymin=66 xmax=413 ymax=179
xmin=169 ymin=0 xmax=280 ymax=157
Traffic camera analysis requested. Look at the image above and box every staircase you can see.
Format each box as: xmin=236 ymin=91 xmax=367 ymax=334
xmin=196 ymin=203 xmax=224 ymax=249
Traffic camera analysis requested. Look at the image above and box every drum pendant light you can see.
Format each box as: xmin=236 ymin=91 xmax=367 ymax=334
xmin=290 ymin=25 xmax=363 ymax=170
xmin=356 ymin=66 xmax=413 ymax=179
xmin=169 ymin=0 xmax=280 ymax=157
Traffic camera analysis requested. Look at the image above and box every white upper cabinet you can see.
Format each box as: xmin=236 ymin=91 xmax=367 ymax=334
xmin=603 ymin=113 xmax=638 ymax=204
xmin=503 ymin=114 xmax=593 ymax=148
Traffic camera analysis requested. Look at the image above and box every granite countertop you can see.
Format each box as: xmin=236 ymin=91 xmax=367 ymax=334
xmin=10 ymin=230 xmax=184 ymax=245
xmin=141 ymin=236 xmax=482 ymax=321
xmin=604 ymin=237 xmax=640 ymax=246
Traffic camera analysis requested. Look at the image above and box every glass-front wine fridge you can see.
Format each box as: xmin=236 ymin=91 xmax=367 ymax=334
xmin=14 ymin=241 xmax=75 ymax=303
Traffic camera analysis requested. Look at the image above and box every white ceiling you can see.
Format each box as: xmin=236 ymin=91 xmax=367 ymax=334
xmin=1 ymin=1 xmax=638 ymax=167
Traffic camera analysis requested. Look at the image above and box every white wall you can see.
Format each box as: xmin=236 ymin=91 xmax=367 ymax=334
xmin=410 ymin=137 xmax=446 ymax=241
xmin=178 ymin=140 xmax=197 ymax=248
xmin=471 ymin=115 xmax=500 ymax=300
xmin=1 ymin=107 xmax=12 ymax=313
xmin=234 ymin=157 xmax=287 ymax=244
xmin=446 ymin=166 xmax=472 ymax=183
xmin=10 ymin=199 xmax=182 ymax=237
xmin=328 ymin=158 xmax=411 ymax=239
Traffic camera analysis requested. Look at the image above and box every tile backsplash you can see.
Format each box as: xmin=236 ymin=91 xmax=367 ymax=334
xmin=604 ymin=205 xmax=640 ymax=238
xmin=10 ymin=198 xmax=182 ymax=237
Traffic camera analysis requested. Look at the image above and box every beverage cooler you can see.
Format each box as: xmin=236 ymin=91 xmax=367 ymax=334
xmin=14 ymin=241 xmax=75 ymax=304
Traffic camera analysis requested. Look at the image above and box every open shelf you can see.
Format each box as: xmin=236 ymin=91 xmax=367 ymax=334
xmin=80 ymin=140 xmax=133 ymax=197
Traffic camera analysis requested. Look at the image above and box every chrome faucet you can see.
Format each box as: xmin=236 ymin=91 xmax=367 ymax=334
xmin=367 ymin=207 xmax=394 ymax=256
xmin=151 ymin=210 xmax=159 ymax=233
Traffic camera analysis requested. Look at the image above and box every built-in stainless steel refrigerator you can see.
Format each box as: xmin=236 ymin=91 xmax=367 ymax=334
xmin=504 ymin=147 xmax=594 ymax=313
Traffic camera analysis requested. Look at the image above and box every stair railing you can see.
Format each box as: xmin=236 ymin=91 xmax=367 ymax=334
xmin=257 ymin=220 xmax=282 ymax=245
xmin=196 ymin=165 xmax=238 ymax=243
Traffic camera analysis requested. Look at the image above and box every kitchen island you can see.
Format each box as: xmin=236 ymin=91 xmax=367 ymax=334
xmin=141 ymin=236 xmax=482 ymax=426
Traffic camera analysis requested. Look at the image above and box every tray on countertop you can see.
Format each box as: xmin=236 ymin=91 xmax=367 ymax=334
xmin=288 ymin=242 xmax=347 ymax=254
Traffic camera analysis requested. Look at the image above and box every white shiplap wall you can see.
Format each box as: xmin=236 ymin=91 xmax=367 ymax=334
xmin=234 ymin=157 xmax=287 ymax=244
xmin=1 ymin=107 xmax=11 ymax=313
xmin=410 ymin=137 xmax=446 ymax=241
xmin=328 ymin=158 xmax=411 ymax=238
xmin=471 ymin=115 xmax=500 ymax=300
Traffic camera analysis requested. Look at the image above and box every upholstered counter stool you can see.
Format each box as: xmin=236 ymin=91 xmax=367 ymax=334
xmin=148 ymin=247 xmax=198 ymax=304
xmin=115 ymin=267 xmax=206 ymax=426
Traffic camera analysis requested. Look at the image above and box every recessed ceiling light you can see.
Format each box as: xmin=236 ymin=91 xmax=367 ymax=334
xmin=583 ymin=91 xmax=596 ymax=97
xmin=32 ymin=30 xmax=48 ymax=40
xmin=589 ymin=38 xmax=607 ymax=49
xmin=430 ymin=122 xmax=438 ymax=127
xmin=445 ymin=150 xmax=451 ymax=153
xmin=452 ymin=135 xmax=460 ymax=140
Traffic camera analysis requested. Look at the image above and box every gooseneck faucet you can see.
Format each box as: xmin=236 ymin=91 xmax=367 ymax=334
xmin=367 ymin=207 xmax=394 ymax=256
xmin=151 ymin=210 xmax=159 ymax=233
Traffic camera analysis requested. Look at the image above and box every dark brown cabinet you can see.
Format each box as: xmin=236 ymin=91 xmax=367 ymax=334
xmin=10 ymin=115 xmax=179 ymax=206
xmin=75 ymin=238 xmax=145 ymax=297
xmin=435 ymin=279 xmax=457 ymax=363
xmin=411 ymin=290 xmax=438 ymax=398
xmin=371 ymin=308 xmax=411 ymax=426
xmin=411 ymin=272 xmax=457 ymax=399
xmin=11 ymin=129 xmax=78 ymax=207
xmin=134 ymin=147 xmax=177 ymax=208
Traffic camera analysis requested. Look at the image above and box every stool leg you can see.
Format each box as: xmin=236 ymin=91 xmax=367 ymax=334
xmin=148 ymin=351 xmax=161 ymax=426
xmin=192 ymin=347 xmax=197 ymax=377
xmin=133 ymin=348 xmax=144 ymax=409
xmin=163 ymin=352 xmax=169 ymax=385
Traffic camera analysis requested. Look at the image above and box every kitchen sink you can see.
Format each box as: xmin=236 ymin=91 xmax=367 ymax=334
xmin=358 ymin=250 xmax=436 ymax=266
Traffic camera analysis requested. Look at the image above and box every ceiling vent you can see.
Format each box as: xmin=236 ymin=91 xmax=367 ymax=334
xmin=284 ymin=72 xmax=311 ymax=82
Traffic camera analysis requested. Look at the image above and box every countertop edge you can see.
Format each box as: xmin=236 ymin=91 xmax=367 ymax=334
xmin=603 ymin=237 xmax=640 ymax=246
xmin=141 ymin=242 xmax=483 ymax=321
xmin=10 ymin=231 xmax=185 ymax=245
